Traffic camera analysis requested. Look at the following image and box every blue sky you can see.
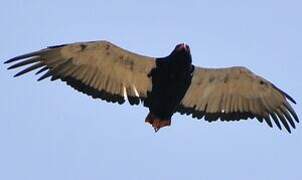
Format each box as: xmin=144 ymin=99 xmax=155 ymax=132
xmin=1 ymin=0 xmax=301 ymax=180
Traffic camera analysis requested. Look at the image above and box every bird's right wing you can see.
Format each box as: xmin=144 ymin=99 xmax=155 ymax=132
xmin=177 ymin=66 xmax=299 ymax=133
xmin=5 ymin=41 xmax=156 ymax=105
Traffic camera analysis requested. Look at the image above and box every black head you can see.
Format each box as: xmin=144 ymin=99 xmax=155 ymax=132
xmin=174 ymin=43 xmax=190 ymax=53
xmin=169 ymin=43 xmax=192 ymax=63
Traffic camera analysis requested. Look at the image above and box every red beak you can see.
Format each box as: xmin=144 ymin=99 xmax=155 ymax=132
xmin=181 ymin=43 xmax=189 ymax=52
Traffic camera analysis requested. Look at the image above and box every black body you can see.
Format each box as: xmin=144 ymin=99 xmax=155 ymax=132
xmin=145 ymin=44 xmax=194 ymax=120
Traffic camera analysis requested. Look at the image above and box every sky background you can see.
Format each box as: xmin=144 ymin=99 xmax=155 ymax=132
xmin=1 ymin=0 xmax=301 ymax=180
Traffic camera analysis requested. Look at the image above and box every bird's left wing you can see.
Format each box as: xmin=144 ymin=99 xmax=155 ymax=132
xmin=176 ymin=66 xmax=299 ymax=133
xmin=5 ymin=41 xmax=156 ymax=105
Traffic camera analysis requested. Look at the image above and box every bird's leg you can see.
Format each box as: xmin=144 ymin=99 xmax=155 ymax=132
xmin=145 ymin=113 xmax=171 ymax=132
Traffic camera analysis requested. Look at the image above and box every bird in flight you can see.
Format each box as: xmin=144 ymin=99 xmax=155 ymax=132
xmin=5 ymin=41 xmax=299 ymax=133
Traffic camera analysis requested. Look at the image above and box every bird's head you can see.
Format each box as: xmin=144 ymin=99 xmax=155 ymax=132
xmin=175 ymin=43 xmax=190 ymax=52
xmin=170 ymin=43 xmax=192 ymax=63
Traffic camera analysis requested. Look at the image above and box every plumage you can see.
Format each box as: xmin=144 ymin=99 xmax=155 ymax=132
xmin=13 ymin=62 xmax=44 ymax=77
xmin=5 ymin=40 xmax=299 ymax=133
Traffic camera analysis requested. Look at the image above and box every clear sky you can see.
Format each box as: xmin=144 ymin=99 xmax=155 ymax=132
xmin=1 ymin=0 xmax=301 ymax=180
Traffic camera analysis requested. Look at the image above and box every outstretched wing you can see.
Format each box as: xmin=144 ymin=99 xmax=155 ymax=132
xmin=177 ymin=66 xmax=299 ymax=133
xmin=5 ymin=41 xmax=156 ymax=105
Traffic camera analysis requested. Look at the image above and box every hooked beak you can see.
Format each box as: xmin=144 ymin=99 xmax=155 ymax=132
xmin=180 ymin=43 xmax=189 ymax=52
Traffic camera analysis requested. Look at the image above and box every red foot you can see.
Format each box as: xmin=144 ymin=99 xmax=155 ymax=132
xmin=145 ymin=113 xmax=171 ymax=132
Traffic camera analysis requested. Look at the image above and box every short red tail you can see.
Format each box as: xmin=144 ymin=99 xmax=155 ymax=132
xmin=145 ymin=112 xmax=171 ymax=132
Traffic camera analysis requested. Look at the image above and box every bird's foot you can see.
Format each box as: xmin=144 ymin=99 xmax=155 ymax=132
xmin=145 ymin=113 xmax=171 ymax=132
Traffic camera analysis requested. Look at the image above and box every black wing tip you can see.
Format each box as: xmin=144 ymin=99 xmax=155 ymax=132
xmin=5 ymin=56 xmax=24 ymax=64
xmin=37 ymin=71 xmax=52 ymax=81
xmin=293 ymin=115 xmax=299 ymax=123
xmin=283 ymin=123 xmax=292 ymax=133
xmin=7 ymin=63 xmax=23 ymax=70
xmin=47 ymin=44 xmax=67 ymax=49
xmin=13 ymin=73 xmax=21 ymax=78
xmin=35 ymin=67 xmax=48 ymax=75
xmin=4 ymin=57 xmax=19 ymax=64
xmin=295 ymin=117 xmax=300 ymax=123
xmin=287 ymin=128 xmax=292 ymax=134
xmin=281 ymin=90 xmax=296 ymax=104
xmin=4 ymin=55 xmax=27 ymax=64
xmin=272 ymin=84 xmax=297 ymax=104
xmin=286 ymin=94 xmax=296 ymax=104
xmin=4 ymin=50 xmax=45 ymax=65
